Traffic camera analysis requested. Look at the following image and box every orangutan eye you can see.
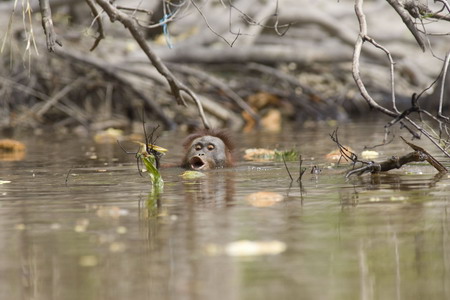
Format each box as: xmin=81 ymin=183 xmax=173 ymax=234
xmin=207 ymin=144 xmax=215 ymax=151
xmin=195 ymin=144 xmax=202 ymax=151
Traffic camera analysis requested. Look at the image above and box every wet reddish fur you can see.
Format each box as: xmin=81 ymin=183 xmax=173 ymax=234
xmin=181 ymin=129 xmax=235 ymax=167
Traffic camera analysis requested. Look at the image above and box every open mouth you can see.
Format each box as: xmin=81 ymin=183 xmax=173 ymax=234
xmin=189 ymin=156 xmax=206 ymax=170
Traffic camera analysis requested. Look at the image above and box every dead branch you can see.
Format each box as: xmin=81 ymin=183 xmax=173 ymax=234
xmin=52 ymin=46 xmax=177 ymax=129
xmin=353 ymin=0 xmax=398 ymax=118
xmin=103 ymin=62 xmax=245 ymax=129
xmin=353 ymin=0 xmax=450 ymax=159
xmin=1 ymin=73 xmax=89 ymax=126
xmin=233 ymin=0 xmax=277 ymax=46
xmin=35 ymin=72 xmax=95 ymax=118
xmin=296 ymin=157 xmax=306 ymax=183
xmin=166 ymin=63 xmax=260 ymax=122
xmin=190 ymin=0 xmax=239 ymax=47
xmin=282 ymin=155 xmax=293 ymax=182
xmin=343 ymin=135 xmax=447 ymax=178
xmin=345 ymin=151 xmax=428 ymax=178
xmin=94 ymin=0 xmax=210 ymax=129
xmin=404 ymin=0 xmax=450 ymax=22
xmin=38 ymin=0 xmax=62 ymax=52
xmin=385 ymin=0 xmax=425 ymax=51
xmin=331 ymin=126 xmax=447 ymax=177
xmin=401 ymin=136 xmax=448 ymax=172
xmin=85 ymin=0 xmax=104 ymax=51
xmin=187 ymin=94 xmax=244 ymax=130
xmin=346 ymin=142 xmax=447 ymax=178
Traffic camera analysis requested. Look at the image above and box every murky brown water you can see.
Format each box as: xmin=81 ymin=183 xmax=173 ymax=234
xmin=1 ymin=121 xmax=449 ymax=300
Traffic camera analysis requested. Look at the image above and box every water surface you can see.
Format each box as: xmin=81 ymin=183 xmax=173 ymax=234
xmin=0 ymin=121 xmax=449 ymax=300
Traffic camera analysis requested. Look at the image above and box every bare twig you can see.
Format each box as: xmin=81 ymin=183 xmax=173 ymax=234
xmin=191 ymin=0 xmax=239 ymax=47
xmin=116 ymin=6 xmax=153 ymax=15
xmin=403 ymin=116 xmax=450 ymax=158
xmin=352 ymin=1 xmax=398 ymax=118
xmin=282 ymin=154 xmax=293 ymax=181
xmin=330 ymin=128 xmax=360 ymax=164
xmin=353 ymin=0 xmax=450 ymax=158
xmin=85 ymin=0 xmax=104 ymax=51
xmin=401 ymin=136 xmax=448 ymax=173
xmin=167 ymin=63 xmax=260 ymax=122
xmin=436 ymin=0 xmax=450 ymax=13
xmin=52 ymin=45 xmax=176 ymax=129
xmin=229 ymin=0 xmax=291 ymax=45
xmin=117 ymin=140 xmax=144 ymax=177
xmin=35 ymin=73 xmax=95 ymax=118
xmin=296 ymin=155 xmax=306 ymax=182
xmin=385 ymin=0 xmax=425 ymax=51
xmin=362 ymin=36 xmax=399 ymax=113
xmin=65 ymin=166 xmax=73 ymax=186
xmin=345 ymin=152 xmax=426 ymax=178
xmin=345 ymin=136 xmax=447 ymax=178
xmin=38 ymin=0 xmax=62 ymax=52
xmin=94 ymin=0 xmax=210 ymax=129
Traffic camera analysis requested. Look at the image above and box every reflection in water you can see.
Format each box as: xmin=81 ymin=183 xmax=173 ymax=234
xmin=0 ymin=123 xmax=449 ymax=300
xmin=181 ymin=170 xmax=235 ymax=208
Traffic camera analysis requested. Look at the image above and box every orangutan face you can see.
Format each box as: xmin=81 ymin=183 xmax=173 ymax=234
xmin=181 ymin=130 xmax=234 ymax=170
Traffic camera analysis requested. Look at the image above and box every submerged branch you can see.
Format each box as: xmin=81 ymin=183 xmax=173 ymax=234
xmin=346 ymin=138 xmax=448 ymax=178
xmin=346 ymin=151 xmax=426 ymax=178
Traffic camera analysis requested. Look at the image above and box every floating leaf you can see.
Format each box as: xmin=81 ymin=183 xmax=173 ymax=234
xmin=0 ymin=139 xmax=25 ymax=152
xmin=15 ymin=224 xmax=26 ymax=230
xmin=94 ymin=128 xmax=123 ymax=144
xmin=225 ymin=240 xmax=287 ymax=257
xmin=0 ymin=139 xmax=26 ymax=161
xmin=244 ymin=148 xmax=299 ymax=161
xmin=116 ymin=226 xmax=127 ymax=234
xmin=181 ymin=170 xmax=206 ymax=179
xmin=246 ymin=191 xmax=284 ymax=207
xmin=109 ymin=242 xmax=126 ymax=253
xmin=79 ymin=255 xmax=98 ymax=267
xmin=243 ymin=148 xmax=275 ymax=161
xmin=361 ymin=150 xmax=379 ymax=159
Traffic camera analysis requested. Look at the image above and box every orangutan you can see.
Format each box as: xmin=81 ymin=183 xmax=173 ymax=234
xmin=181 ymin=129 xmax=234 ymax=170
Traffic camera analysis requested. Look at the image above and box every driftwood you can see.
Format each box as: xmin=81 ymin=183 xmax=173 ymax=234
xmin=345 ymin=151 xmax=444 ymax=178
xmin=329 ymin=128 xmax=448 ymax=178
xmin=345 ymin=137 xmax=447 ymax=178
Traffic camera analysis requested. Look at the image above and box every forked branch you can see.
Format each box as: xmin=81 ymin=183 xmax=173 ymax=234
xmin=94 ymin=0 xmax=210 ymax=129
xmin=353 ymin=0 xmax=450 ymax=158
